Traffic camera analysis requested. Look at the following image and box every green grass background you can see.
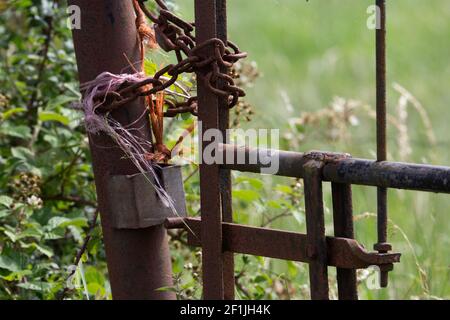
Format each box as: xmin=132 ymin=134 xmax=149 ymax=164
xmin=177 ymin=0 xmax=450 ymax=299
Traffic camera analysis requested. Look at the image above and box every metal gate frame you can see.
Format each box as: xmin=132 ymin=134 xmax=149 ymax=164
xmin=166 ymin=0 xmax=450 ymax=300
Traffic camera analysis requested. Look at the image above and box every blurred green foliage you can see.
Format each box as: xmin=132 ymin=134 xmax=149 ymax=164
xmin=0 ymin=0 xmax=103 ymax=299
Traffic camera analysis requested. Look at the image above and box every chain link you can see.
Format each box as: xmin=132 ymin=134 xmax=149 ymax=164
xmin=98 ymin=0 xmax=247 ymax=115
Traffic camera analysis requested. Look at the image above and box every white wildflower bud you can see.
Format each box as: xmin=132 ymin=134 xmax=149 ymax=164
xmin=26 ymin=195 xmax=43 ymax=209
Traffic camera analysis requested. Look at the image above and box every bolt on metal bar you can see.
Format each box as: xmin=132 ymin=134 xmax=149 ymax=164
xmin=375 ymin=0 xmax=390 ymax=287
xmin=332 ymin=183 xmax=358 ymax=300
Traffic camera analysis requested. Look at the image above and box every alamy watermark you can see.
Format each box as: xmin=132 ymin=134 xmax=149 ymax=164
xmin=367 ymin=5 xmax=382 ymax=30
xmin=364 ymin=265 xmax=384 ymax=290
xmin=67 ymin=5 xmax=81 ymax=30
xmin=65 ymin=4 xmax=381 ymax=31
xmin=171 ymin=121 xmax=280 ymax=175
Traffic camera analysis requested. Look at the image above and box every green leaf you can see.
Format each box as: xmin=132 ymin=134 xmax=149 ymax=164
xmin=235 ymin=176 xmax=264 ymax=190
xmin=43 ymin=230 xmax=65 ymax=240
xmin=0 ymin=269 xmax=32 ymax=282
xmin=11 ymin=146 xmax=34 ymax=161
xmin=287 ymin=261 xmax=299 ymax=277
xmin=47 ymin=95 xmax=79 ymax=109
xmin=155 ymin=286 xmax=178 ymax=293
xmin=181 ymin=112 xmax=192 ymax=120
xmin=266 ymin=200 xmax=283 ymax=209
xmin=3 ymin=230 xmax=17 ymax=242
xmin=46 ymin=216 xmax=87 ymax=231
xmin=85 ymin=265 xmax=104 ymax=282
xmin=0 ymin=209 xmax=11 ymax=218
xmin=0 ymin=195 xmax=13 ymax=208
xmin=292 ymin=210 xmax=305 ymax=226
xmin=275 ymin=184 xmax=293 ymax=195
xmin=254 ymin=275 xmax=269 ymax=283
xmin=0 ymin=124 xmax=31 ymax=139
xmin=17 ymin=226 xmax=43 ymax=240
xmin=17 ymin=281 xmax=53 ymax=292
xmin=0 ymin=255 xmax=20 ymax=272
xmin=87 ymin=282 xmax=105 ymax=297
xmin=63 ymin=83 xmax=82 ymax=97
xmin=29 ymin=243 xmax=54 ymax=258
xmin=144 ymin=60 xmax=158 ymax=75
xmin=232 ymin=189 xmax=260 ymax=202
xmin=1 ymin=107 xmax=26 ymax=120
xmin=46 ymin=216 xmax=70 ymax=230
xmin=38 ymin=111 xmax=70 ymax=126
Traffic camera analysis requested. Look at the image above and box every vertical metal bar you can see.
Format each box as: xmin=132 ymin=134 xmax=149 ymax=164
xmin=375 ymin=0 xmax=391 ymax=287
xmin=303 ymin=160 xmax=329 ymax=300
xmin=216 ymin=0 xmax=235 ymax=300
xmin=195 ymin=0 xmax=225 ymax=300
xmin=69 ymin=0 xmax=175 ymax=299
xmin=331 ymin=183 xmax=358 ymax=300
xmin=376 ymin=0 xmax=387 ymax=164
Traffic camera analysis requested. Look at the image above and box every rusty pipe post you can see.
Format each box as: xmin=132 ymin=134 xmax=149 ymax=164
xmin=69 ymin=0 xmax=175 ymax=299
xmin=375 ymin=0 xmax=391 ymax=288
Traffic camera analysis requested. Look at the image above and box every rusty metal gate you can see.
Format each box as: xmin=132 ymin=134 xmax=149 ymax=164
xmin=163 ymin=0 xmax=450 ymax=300
xmin=70 ymin=0 xmax=450 ymax=300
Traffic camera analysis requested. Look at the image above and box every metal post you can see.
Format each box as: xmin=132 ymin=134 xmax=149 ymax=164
xmin=195 ymin=0 xmax=227 ymax=300
xmin=69 ymin=0 xmax=175 ymax=299
xmin=216 ymin=0 xmax=235 ymax=300
xmin=375 ymin=0 xmax=391 ymax=287
xmin=303 ymin=159 xmax=329 ymax=300
xmin=331 ymin=183 xmax=358 ymax=300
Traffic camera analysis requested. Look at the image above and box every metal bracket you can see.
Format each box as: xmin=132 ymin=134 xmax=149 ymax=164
xmin=107 ymin=165 xmax=187 ymax=229
xmin=165 ymin=217 xmax=401 ymax=269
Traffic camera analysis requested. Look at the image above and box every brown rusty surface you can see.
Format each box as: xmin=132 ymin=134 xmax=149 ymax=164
xmin=66 ymin=0 xmax=450 ymax=301
xmin=376 ymin=0 xmax=387 ymax=164
xmin=302 ymin=158 xmax=329 ymax=300
xmin=165 ymin=218 xmax=401 ymax=270
xmin=195 ymin=0 xmax=225 ymax=300
xmin=375 ymin=0 xmax=390 ymax=287
xmin=332 ymin=183 xmax=358 ymax=300
xmin=215 ymin=0 xmax=235 ymax=300
xmin=69 ymin=0 xmax=174 ymax=299
xmin=323 ymin=158 xmax=450 ymax=193
xmin=220 ymin=144 xmax=450 ymax=193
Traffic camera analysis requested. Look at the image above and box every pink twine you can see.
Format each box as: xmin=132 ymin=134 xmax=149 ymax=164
xmin=79 ymin=71 xmax=146 ymax=133
xmin=77 ymin=72 xmax=177 ymax=212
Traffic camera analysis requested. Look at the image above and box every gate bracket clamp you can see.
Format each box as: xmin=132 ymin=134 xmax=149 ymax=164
xmin=164 ymin=217 xmax=401 ymax=269
xmin=107 ymin=166 xmax=187 ymax=229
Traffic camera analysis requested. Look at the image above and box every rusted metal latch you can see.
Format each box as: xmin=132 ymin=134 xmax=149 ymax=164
xmin=107 ymin=165 xmax=186 ymax=229
xmin=165 ymin=217 xmax=401 ymax=270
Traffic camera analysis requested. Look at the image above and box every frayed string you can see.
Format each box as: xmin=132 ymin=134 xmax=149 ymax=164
xmin=77 ymin=71 xmax=178 ymax=214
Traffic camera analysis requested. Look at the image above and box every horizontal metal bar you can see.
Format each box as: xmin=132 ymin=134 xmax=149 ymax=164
xmin=220 ymin=144 xmax=306 ymax=177
xmin=323 ymin=159 xmax=450 ymax=194
xmin=166 ymin=218 xmax=401 ymax=269
xmin=220 ymin=144 xmax=450 ymax=194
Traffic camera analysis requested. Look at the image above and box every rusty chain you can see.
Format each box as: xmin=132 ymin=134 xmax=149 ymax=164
xmin=98 ymin=0 xmax=247 ymax=116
